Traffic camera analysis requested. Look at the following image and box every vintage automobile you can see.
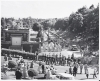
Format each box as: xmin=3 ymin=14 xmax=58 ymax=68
xmin=71 ymin=45 xmax=78 ymax=51
xmin=50 ymin=73 xmax=75 ymax=80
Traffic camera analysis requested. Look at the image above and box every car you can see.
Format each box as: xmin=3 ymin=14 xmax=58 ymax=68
xmin=71 ymin=45 xmax=78 ymax=51
xmin=50 ymin=73 xmax=75 ymax=80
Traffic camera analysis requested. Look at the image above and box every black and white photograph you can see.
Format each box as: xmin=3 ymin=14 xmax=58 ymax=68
xmin=1 ymin=0 xmax=99 ymax=80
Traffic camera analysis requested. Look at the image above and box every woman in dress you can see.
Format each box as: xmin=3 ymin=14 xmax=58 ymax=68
xmin=22 ymin=63 xmax=29 ymax=79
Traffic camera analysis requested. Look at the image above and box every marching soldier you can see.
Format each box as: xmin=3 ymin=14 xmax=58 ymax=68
xmin=53 ymin=54 xmax=56 ymax=65
xmin=34 ymin=52 xmax=37 ymax=61
xmin=35 ymin=51 xmax=38 ymax=61
xmin=60 ymin=54 xmax=62 ymax=65
xmin=51 ymin=54 xmax=54 ymax=65
xmin=67 ymin=55 xmax=71 ymax=66
xmin=62 ymin=55 xmax=66 ymax=66
xmin=55 ymin=54 xmax=58 ymax=65
xmin=47 ymin=55 xmax=49 ymax=65
xmin=52 ymin=53 xmax=55 ymax=65
xmin=44 ymin=54 xmax=46 ymax=62
xmin=48 ymin=53 xmax=51 ymax=65
xmin=42 ymin=53 xmax=44 ymax=62
xmin=46 ymin=55 xmax=48 ymax=64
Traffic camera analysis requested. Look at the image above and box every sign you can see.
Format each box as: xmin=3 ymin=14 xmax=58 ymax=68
xmin=12 ymin=37 xmax=21 ymax=45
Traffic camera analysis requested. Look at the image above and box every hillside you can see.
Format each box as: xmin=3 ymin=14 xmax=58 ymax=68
xmin=1 ymin=4 xmax=99 ymax=52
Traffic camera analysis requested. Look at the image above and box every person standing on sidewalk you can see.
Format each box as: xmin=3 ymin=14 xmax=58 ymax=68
xmin=15 ymin=68 xmax=22 ymax=79
xmin=30 ymin=60 xmax=34 ymax=68
xmin=93 ymin=68 xmax=97 ymax=79
xmin=86 ymin=68 xmax=89 ymax=79
xmin=4 ymin=54 xmax=8 ymax=65
xmin=84 ymin=64 xmax=88 ymax=74
xmin=80 ymin=63 xmax=83 ymax=74
xmin=73 ymin=65 xmax=77 ymax=77
xmin=69 ymin=66 xmax=72 ymax=75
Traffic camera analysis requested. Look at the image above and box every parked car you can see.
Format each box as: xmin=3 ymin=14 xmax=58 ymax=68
xmin=50 ymin=73 xmax=75 ymax=80
xmin=71 ymin=45 xmax=78 ymax=51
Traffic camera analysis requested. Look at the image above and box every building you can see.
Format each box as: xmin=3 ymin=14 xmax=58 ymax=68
xmin=1 ymin=29 xmax=40 ymax=53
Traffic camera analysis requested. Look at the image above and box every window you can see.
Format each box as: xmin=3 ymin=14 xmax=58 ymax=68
xmin=30 ymin=38 xmax=35 ymax=41
xmin=30 ymin=34 xmax=37 ymax=36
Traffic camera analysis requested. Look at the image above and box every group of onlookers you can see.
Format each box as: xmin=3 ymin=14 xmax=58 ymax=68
xmin=2 ymin=53 xmax=98 ymax=80
xmin=2 ymin=54 xmax=57 ymax=80
xmin=68 ymin=62 xmax=98 ymax=79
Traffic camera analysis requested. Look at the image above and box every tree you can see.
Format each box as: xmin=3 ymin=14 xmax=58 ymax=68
xmin=68 ymin=13 xmax=83 ymax=35
xmin=89 ymin=4 xmax=95 ymax=9
xmin=1 ymin=17 xmax=6 ymax=29
xmin=78 ymin=6 xmax=90 ymax=15
xmin=32 ymin=22 xmax=41 ymax=31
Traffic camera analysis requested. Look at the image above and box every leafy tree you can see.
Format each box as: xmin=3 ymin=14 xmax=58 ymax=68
xmin=32 ymin=22 xmax=41 ymax=31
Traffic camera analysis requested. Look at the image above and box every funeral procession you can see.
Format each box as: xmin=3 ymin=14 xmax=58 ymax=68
xmin=1 ymin=0 xmax=99 ymax=80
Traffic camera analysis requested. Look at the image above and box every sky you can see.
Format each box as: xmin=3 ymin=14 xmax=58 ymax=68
xmin=1 ymin=0 xmax=99 ymax=19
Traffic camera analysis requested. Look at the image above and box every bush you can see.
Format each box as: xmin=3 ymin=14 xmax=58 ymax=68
xmin=8 ymin=61 xmax=17 ymax=69
xmin=28 ymin=68 xmax=38 ymax=77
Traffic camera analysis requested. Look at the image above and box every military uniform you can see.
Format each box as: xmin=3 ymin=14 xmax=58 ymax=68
xmin=47 ymin=55 xmax=49 ymax=65
xmin=55 ymin=54 xmax=58 ymax=65
xmin=67 ymin=57 xmax=71 ymax=66
xmin=44 ymin=54 xmax=46 ymax=62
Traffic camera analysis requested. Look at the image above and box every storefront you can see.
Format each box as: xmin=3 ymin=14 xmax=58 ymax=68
xmin=1 ymin=29 xmax=40 ymax=53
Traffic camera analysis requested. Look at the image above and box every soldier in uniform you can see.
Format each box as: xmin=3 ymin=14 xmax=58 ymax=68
xmin=55 ymin=54 xmax=58 ymax=65
xmin=47 ymin=55 xmax=49 ymax=65
xmin=52 ymin=53 xmax=55 ymax=65
xmin=44 ymin=54 xmax=46 ymax=62
xmin=51 ymin=54 xmax=54 ymax=65
xmin=35 ymin=51 xmax=38 ymax=61
xmin=62 ymin=55 xmax=66 ymax=66
xmin=59 ymin=53 xmax=61 ymax=65
xmin=42 ymin=53 xmax=44 ymax=62
xmin=45 ymin=54 xmax=47 ymax=65
xmin=67 ymin=55 xmax=71 ymax=66
xmin=48 ymin=53 xmax=51 ymax=65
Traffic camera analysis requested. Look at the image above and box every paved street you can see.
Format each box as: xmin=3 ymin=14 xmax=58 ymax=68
xmin=1 ymin=56 xmax=99 ymax=80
